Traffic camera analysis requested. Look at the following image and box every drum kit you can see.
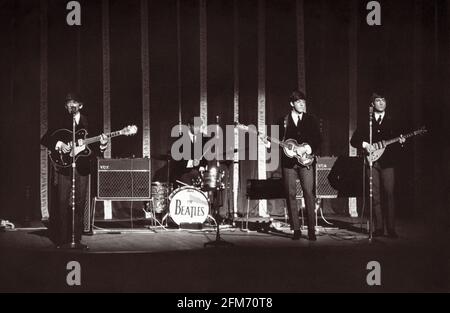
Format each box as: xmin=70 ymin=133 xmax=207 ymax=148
xmin=149 ymin=163 xmax=227 ymax=228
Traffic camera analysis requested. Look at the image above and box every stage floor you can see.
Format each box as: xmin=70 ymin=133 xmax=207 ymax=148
xmin=0 ymin=217 xmax=448 ymax=293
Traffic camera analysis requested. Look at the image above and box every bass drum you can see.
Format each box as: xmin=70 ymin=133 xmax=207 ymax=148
xmin=169 ymin=186 xmax=209 ymax=225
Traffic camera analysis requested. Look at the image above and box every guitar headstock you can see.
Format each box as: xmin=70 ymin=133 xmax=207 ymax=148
xmin=121 ymin=125 xmax=138 ymax=136
xmin=415 ymin=126 xmax=428 ymax=136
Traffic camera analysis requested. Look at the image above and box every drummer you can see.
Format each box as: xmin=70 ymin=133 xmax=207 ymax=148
xmin=171 ymin=116 xmax=208 ymax=187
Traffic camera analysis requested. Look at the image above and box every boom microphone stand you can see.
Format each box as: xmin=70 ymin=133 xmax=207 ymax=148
xmin=60 ymin=110 xmax=87 ymax=250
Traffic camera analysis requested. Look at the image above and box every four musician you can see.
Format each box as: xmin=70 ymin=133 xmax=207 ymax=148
xmin=42 ymin=91 xmax=410 ymax=246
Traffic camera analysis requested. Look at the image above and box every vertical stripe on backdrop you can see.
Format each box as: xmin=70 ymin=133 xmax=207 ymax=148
xmin=257 ymin=0 xmax=268 ymax=217
xmin=348 ymin=0 xmax=358 ymax=217
xmin=141 ymin=0 xmax=151 ymax=159
xmin=199 ymin=0 xmax=207 ymax=126
xmin=40 ymin=0 xmax=49 ymax=220
xmin=233 ymin=0 xmax=240 ymax=218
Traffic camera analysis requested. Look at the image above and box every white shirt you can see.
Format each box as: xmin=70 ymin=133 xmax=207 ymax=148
xmin=263 ymin=111 xmax=311 ymax=155
xmin=362 ymin=111 xmax=385 ymax=149
xmin=74 ymin=112 xmax=81 ymax=125
xmin=291 ymin=111 xmax=303 ymax=126
xmin=188 ymin=131 xmax=196 ymax=143
xmin=374 ymin=111 xmax=385 ymax=124
xmin=291 ymin=111 xmax=311 ymax=154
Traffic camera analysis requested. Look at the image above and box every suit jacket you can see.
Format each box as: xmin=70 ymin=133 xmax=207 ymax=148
xmin=171 ymin=134 xmax=208 ymax=182
xmin=41 ymin=113 xmax=103 ymax=176
xmin=278 ymin=112 xmax=322 ymax=168
xmin=350 ymin=111 xmax=402 ymax=168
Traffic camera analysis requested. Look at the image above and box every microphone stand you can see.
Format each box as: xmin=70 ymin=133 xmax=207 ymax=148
xmin=60 ymin=111 xmax=87 ymax=250
xmin=368 ymin=105 xmax=374 ymax=242
xmin=204 ymin=116 xmax=233 ymax=248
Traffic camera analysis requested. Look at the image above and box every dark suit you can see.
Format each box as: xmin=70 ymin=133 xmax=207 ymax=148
xmin=279 ymin=112 xmax=321 ymax=237
xmin=350 ymin=111 xmax=402 ymax=235
xmin=171 ymin=133 xmax=208 ymax=187
xmin=41 ymin=113 xmax=103 ymax=245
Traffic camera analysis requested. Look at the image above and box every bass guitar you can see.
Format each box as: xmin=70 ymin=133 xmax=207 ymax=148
xmin=235 ymin=122 xmax=315 ymax=167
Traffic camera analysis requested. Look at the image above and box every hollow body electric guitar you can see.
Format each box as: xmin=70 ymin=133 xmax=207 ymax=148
xmin=235 ymin=122 xmax=315 ymax=167
xmin=49 ymin=125 xmax=138 ymax=168
xmin=366 ymin=127 xmax=427 ymax=163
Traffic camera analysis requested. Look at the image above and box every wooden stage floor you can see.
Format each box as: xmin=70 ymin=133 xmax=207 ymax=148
xmin=0 ymin=218 xmax=448 ymax=293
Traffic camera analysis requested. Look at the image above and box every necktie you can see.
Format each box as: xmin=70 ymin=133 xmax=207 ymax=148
xmin=376 ymin=115 xmax=382 ymax=125
xmin=295 ymin=114 xmax=302 ymax=126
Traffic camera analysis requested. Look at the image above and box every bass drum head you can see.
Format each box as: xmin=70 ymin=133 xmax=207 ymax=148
xmin=169 ymin=186 xmax=209 ymax=225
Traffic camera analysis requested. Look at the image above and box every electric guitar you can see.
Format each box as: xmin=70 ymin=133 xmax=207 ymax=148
xmin=48 ymin=125 xmax=138 ymax=168
xmin=235 ymin=122 xmax=315 ymax=167
xmin=366 ymin=126 xmax=427 ymax=163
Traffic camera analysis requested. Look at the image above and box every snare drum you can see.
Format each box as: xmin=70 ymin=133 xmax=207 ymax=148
xmin=151 ymin=182 xmax=172 ymax=213
xmin=200 ymin=167 xmax=225 ymax=190
xmin=169 ymin=186 xmax=209 ymax=225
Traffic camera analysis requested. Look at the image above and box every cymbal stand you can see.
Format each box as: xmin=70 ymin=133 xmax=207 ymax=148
xmin=204 ymin=188 xmax=233 ymax=248
xmin=204 ymin=116 xmax=233 ymax=247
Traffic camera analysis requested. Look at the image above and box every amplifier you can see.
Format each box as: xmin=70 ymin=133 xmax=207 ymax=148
xmin=295 ymin=179 xmax=303 ymax=199
xmin=315 ymin=156 xmax=338 ymax=198
xmin=97 ymin=158 xmax=151 ymax=200
xmin=246 ymin=179 xmax=285 ymax=200
xmin=83 ymin=174 xmax=91 ymax=232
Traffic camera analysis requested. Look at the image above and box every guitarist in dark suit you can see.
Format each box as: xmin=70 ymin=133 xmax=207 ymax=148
xmin=41 ymin=93 xmax=109 ymax=248
xmin=268 ymin=90 xmax=321 ymax=241
xmin=350 ymin=93 xmax=405 ymax=238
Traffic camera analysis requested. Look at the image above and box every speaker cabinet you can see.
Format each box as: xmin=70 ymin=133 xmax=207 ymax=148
xmin=97 ymin=158 xmax=151 ymax=200
xmin=83 ymin=174 xmax=91 ymax=232
xmin=315 ymin=156 xmax=338 ymax=198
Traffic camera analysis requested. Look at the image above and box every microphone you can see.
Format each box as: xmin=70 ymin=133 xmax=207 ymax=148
xmin=67 ymin=103 xmax=81 ymax=114
xmin=69 ymin=107 xmax=78 ymax=114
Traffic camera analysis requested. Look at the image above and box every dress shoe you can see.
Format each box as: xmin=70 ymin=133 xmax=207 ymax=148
xmin=292 ymin=230 xmax=301 ymax=240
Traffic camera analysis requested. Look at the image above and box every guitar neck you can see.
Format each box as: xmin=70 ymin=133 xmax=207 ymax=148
xmin=263 ymin=135 xmax=286 ymax=148
xmin=383 ymin=130 xmax=420 ymax=146
xmin=83 ymin=131 xmax=122 ymax=145
xmin=237 ymin=124 xmax=287 ymax=148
